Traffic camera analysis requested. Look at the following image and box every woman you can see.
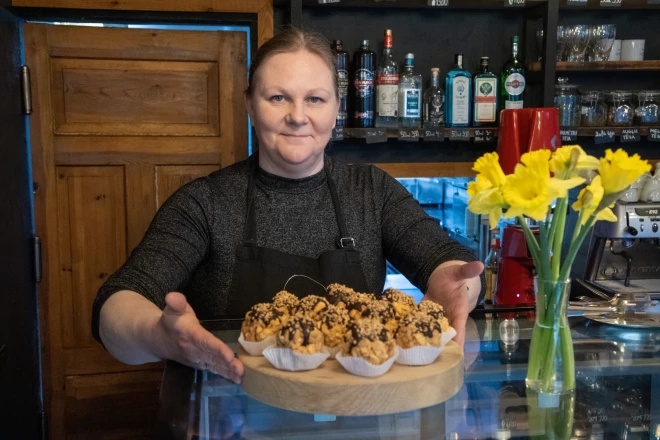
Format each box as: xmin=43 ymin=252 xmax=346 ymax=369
xmin=92 ymin=27 xmax=483 ymax=384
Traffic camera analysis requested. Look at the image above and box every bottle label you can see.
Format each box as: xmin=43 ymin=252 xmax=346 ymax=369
xmin=424 ymin=93 xmax=445 ymax=123
xmin=451 ymin=77 xmax=470 ymax=124
xmin=504 ymin=73 xmax=526 ymax=96
xmin=384 ymin=34 xmax=393 ymax=49
xmin=354 ymin=69 xmax=374 ymax=98
xmin=338 ymin=70 xmax=349 ymax=95
xmin=475 ymin=78 xmax=497 ymax=122
xmin=402 ymin=89 xmax=420 ymax=118
xmin=377 ymin=74 xmax=399 ymax=117
xmin=505 ymin=100 xmax=524 ymax=109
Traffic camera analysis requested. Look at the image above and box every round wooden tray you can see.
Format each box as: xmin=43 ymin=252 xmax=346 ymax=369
xmin=239 ymin=342 xmax=464 ymax=416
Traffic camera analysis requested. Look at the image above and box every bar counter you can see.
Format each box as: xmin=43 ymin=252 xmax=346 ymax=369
xmin=156 ymin=315 xmax=660 ymax=439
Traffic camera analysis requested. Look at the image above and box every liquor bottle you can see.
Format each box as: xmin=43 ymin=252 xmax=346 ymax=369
xmin=352 ymin=40 xmax=376 ymax=128
xmin=501 ymin=36 xmax=526 ymax=109
xmin=398 ymin=53 xmax=422 ymax=128
xmin=423 ymin=68 xmax=445 ymax=127
xmin=445 ymin=53 xmax=471 ymax=127
xmin=331 ymin=39 xmax=349 ymax=127
xmin=473 ymin=56 xmax=498 ymax=127
xmin=484 ymin=235 xmax=500 ymax=304
xmin=376 ymin=29 xmax=399 ymax=128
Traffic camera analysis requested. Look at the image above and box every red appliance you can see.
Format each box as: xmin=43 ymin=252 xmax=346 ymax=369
xmin=497 ymin=108 xmax=561 ymax=175
xmin=494 ymin=225 xmax=537 ymax=306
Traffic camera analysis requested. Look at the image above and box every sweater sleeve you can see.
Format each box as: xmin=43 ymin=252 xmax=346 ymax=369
xmin=378 ymin=169 xmax=483 ymax=298
xmin=91 ymin=177 xmax=213 ymax=344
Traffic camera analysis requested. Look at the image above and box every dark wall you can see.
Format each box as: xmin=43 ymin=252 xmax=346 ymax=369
xmin=0 ymin=5 xmax=43 ymax=438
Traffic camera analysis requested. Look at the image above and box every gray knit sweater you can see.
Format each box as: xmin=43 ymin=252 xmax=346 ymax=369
xmin=91 ymin=155 xmax=479 ymax=343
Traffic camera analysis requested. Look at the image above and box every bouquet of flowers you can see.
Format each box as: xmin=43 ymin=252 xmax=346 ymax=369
xmin=467 ymin=147 xmax=651 ymax=394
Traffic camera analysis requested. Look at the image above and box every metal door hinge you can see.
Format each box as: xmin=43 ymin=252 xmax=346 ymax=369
xmin=34 ymin=236 xmax=42 ymax=283
xmin=21 ymin=65 xmax=33 ymax=115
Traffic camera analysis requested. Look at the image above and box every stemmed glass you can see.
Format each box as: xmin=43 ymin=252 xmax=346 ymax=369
xmin=556 ymin=26 xmax=567 ymax=62
xmin=565 ymin=25 xmax=591 ymax=63
xmin=591 ymin=24 xmax=616 ymax=61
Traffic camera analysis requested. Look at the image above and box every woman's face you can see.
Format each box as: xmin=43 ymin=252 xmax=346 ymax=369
xmin=246 ymin=50 xmax=339 ymax=178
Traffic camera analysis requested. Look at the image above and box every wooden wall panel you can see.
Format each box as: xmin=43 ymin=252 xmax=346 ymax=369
xmin=56 ymin=166 xmax=127 ymax=349
xmin=156 ymin=165 xmax=220 ymax=208
xmin=51 ymin=59 xmax=219 ymax=136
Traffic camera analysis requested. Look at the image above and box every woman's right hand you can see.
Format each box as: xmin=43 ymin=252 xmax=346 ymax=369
xmin=155 ymin=292 xmax=244 ymax=383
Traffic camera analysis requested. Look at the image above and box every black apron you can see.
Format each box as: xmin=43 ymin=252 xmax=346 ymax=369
xmin=225 ymin=158 xmax=370 ymax=319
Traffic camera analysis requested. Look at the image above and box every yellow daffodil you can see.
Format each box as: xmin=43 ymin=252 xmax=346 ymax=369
xmin=468 ymin=186 xmax=507 ymax=229
xmin=598 ymin=148 xmax=651 ymax=194
xmin=502 ymin=164 xmax=553 ymax=221
xmin=467 ymin=174 xmax=493 ymax=197
xmin=549 ymin=145 xmax=600 ymax=179
xmin=472 ymin=152 xmax=506 ymax=188
xmin=571 ymin=175 xmax=617 ymax=225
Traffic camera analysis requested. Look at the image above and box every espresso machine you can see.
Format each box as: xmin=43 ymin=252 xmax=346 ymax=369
xmin=577 ymin=201 xmax=660 ymax=326
xmin=494 ymin=224 xmax=537 ymax=306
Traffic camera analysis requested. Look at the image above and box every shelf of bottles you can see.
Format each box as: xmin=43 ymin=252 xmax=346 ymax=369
xmin=331 ymin=30 xmax=524 ymax=142
xmin=529 ymin=60 xmax=660 ymax=72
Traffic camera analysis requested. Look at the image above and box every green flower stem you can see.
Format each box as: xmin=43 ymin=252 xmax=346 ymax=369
xmin=560 ymin=216 xmax=597 ymax=281
xmin=551 ymin=198 xmax=568 ymax=280
xmin=518 ymin=216 xmax=542 ymax=266
xmin=539 ymin=221 xmax=552 ymax=284
xmin=526 ymin=323 xmax=544 ymax=380
xmin=560 ymin=323 xmax=575 ymax=390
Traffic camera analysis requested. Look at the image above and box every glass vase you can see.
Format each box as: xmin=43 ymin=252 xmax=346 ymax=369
xmin=525 ymin=278 xmax=575 ymax=400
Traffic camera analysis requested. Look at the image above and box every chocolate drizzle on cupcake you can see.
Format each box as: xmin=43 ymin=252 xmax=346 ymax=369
xmin=272 ymin=290 xmax=299 ymax=313
xmin=347 ymin=319 xmax=392 ymax=347
xmin=295 ymin=295 xmax=330 ymax=319
xmin=326 ymin=283 xmax=356 ymax=306
xmin=277 ymin=315 xmax=324 ymax=354
xmin=400 ymin=313 xmax=440 ymax=338
xmin=247 ymin=303 xmax=284 ymax=326
xmin=418 ymin=300 xmax=445 ymax=320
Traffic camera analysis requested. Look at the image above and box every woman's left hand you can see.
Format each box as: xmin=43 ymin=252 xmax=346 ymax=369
xmin=422 ymin=260 xmax=484 ymax=347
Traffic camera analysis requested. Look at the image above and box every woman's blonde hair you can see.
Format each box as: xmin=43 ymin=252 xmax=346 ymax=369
xmin=245 ymin=26 xmax=338 ymax=99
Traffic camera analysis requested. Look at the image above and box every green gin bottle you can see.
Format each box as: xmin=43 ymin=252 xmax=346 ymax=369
xmin=501 ymin=36 xmax=526 ymax=109
xmin=473 ymin=57 xmax=498 ymax=127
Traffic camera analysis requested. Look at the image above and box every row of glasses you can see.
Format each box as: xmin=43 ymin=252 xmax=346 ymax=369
xmin=557 ymin=24 xmax=616 ymax=62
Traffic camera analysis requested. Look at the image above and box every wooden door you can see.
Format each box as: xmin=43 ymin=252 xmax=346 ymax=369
xmin=24 ymin=23 xmax=248 ymax=438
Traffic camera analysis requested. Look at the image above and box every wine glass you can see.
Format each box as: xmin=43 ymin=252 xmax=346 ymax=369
xmin=566 ymin=25 xmax=591 ymax=63
xmin=592 ymin=24 xmax=616 ymax=61
xmin=556 ymin=26 xmax=567 ymax=62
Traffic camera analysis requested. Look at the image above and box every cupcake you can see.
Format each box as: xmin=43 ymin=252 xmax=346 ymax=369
xmin=382 ymin=288 xmax=416 ymax=319
xmin=295 ymin=295 xmax=330 ymax=321
xmin=241 ymin=303 xmax=287 ymax=342
xmin=277 ymin=315 xmax=325 ymax=355
xmin=320 ymin=305 xmax=350 ymax=355
xmin=395 ymin=312 xmax=442 ymax=349
xmin=326 ymin=283 xmax=356 ymax=308
xmin=344 ymin=292 xmax=375 ymax=320
xmin=418 ymin=300 xmax=451 ymax=332
xmin=342 ymin=319 xmax=396 ymax=365
xmin=359 ymin=300 xmax=399 ymax=335
xmin=272 ymin=290 xmax=299 ymax=315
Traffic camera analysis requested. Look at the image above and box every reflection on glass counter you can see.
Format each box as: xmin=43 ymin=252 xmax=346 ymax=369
xmin=157 ymin=316 xmax=660 ymax=440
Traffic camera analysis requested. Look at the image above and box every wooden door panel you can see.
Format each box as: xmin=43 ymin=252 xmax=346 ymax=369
xmin=51 ymin=59 xmax=219 ymax=135
xmin=57 ymin=166 xmax=127 ymax=349
xmin=156 ymin=165 xmax=220 ymax=208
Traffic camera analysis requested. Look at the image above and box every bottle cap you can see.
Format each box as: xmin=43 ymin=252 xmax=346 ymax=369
xmin=512 ymin=35 xmax=520 ymax=43
xmin=361 ymin=39 xmax=370 ymax=48
xmin=333 ymin=39 xmax=342 ymax=45
xmin=405 ymin=53 xmax=414 ymax=60
xmin=385 ymin=29 xmax=392 ymax=36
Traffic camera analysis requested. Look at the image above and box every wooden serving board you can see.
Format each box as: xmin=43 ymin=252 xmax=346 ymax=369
xmin=239 ymin=342 xmax=464 ymax=416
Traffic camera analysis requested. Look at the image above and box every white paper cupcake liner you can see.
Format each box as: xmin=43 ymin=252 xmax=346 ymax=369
xmin=238 ymin=333 xmax=276 ymax=356
xmin=324 ymin=345 xmax=343 ymax=359
xmin=441 ymin=327 xmax=457 ymax=347
xmin=335 ymin=347 xmax=400 ymax=377
xmin=263 ymin=346 xmax=329 ymax=371
xmin=395 ymin=345 xmax=443 ymax=366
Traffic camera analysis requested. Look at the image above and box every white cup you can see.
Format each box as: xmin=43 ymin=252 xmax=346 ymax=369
xmin=641 ymin=177 xmax=660 ymax=202
xmin=618 ymin=187 xmax=639 ymax=203
xmin=609 ymin=40 xmax=622 ymax=61
xmin=621 ymin=39 xmax=645 ymax=61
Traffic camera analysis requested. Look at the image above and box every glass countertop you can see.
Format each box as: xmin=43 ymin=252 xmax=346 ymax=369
xmin=156 ymin=315 xmax=660 ymax=440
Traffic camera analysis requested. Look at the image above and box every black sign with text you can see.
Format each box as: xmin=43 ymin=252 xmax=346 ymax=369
xmin=318 ymin=0 xmax=340 ymax=4
xmin=423 ymin=128 xmax=445 ymax=142
xmin=567 ymin=0 xmax=588 ymax=5
xmin=474 ymin=128 xmax=497 ymax=143
xmin=365 ymin=127 xmax=388 ymax=144
xmin=331 ymin=127 xmax=344 ymax=141
xmin=560 ymin=128 xmax=578 ymax=143
xmin=600 ymin=0 xmax=622 ymax=5
xmin=620 ymin=128 xmax=640 ymax=143
xmin=648 ymin=0 xmax=660 ymax=4
xmin=505 ymin=0 xmax=526 ymax=6
xmin=397 ymin=128 xmax=421 ymax=142
xmin=428 ymin=0 xmax=449 ymax=6
xmin=449 ymin=128 xmax=471 ymax=142
xmin=648 ymin=128 xmax=660 ymax=141
xmin=594 ymin=129 xmax=616 ymax=144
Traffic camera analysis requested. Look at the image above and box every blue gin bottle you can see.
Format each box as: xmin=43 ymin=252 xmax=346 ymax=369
xmin=445 ymin=53 xmax=472 ymax=127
